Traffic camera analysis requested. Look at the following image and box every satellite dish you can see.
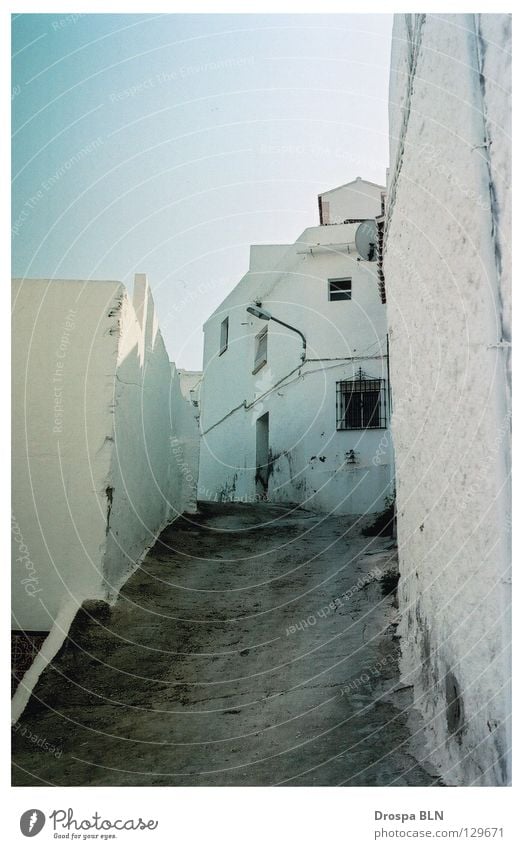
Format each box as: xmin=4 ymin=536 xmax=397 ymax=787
xmin=355 ymin=220 xmax=378 ymax=261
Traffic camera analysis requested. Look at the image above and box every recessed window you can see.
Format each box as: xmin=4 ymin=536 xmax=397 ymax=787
xmin=336 ymin=375 xmax=386 ymax=430
xmin=253 ymin=326 xmax=268 ymax=373
xmin=329 ymin=278 xmax=352 ymax=301
xmin=219 ymin=316 xmax=229 ymax=355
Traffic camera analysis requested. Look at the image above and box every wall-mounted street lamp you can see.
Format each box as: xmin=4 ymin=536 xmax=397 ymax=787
xmin=246 ymin=305 xmax=307 ymax=362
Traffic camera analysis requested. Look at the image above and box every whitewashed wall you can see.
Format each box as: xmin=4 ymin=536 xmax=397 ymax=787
xmin=12 ymin=279 xmax=120 ymax=632
xmin=199 ymin=210 xmax=394 ymax=515
xmin=101 ymin=275 xmax=199 ymax=595
xmin=12 ymin=276 xmax=198 ymax=633
xmin=384 ymin=14 xmax=511 ymax=785
xmin=169 ymin=367 xmax=201 ymax=518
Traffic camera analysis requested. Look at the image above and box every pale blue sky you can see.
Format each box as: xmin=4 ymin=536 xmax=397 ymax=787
xmin=12 ymin=13 xmax=392 ymax=369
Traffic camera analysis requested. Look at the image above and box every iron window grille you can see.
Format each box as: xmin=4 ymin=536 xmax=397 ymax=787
xmin=328 ymin=278 xmax=352 ymax=301
xmin=337 ymin=371 xmax=387 ymax=430
xmin=219 ymin=317 xmax=229 ymax=355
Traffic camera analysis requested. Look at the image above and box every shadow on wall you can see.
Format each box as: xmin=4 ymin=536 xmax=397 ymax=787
xmin=102 ymin=274 xmax=200 ymax=594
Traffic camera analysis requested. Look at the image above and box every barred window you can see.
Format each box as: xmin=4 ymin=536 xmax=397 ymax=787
xmin=336 ymin=375 xmax=387 ymax=430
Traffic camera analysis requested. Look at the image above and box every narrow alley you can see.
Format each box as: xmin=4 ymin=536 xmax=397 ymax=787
xmin=12 ymin=503 xmax=439 ymax=787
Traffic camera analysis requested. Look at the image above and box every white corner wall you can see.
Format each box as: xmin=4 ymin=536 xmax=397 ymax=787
xmin=12 ymin=278 xmax=122 ymax=632
xmin=12 ymin=276 xmax=199 ymax=633
xmin=319 ymin=178 xmax=383 ymax=224
xmin=384 ymin=14 xmax=511 ymax=785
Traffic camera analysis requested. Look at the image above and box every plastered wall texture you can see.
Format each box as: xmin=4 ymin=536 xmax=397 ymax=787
xmin=12 ymin=275 xmax=199 ymax=633
xmin=198 ymin=182 xmax=394 ymax=516
xmin=319 ymin=177 xmax=385 ymax=224
xmin=170 ymin=366 xmax=202 ymax=516
xmin=384 ymin=14 xmax=511 ymax=785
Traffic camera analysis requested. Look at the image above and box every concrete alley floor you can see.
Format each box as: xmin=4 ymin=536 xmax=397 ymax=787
xmin=12 ymin=502 xmax=440 ymax=786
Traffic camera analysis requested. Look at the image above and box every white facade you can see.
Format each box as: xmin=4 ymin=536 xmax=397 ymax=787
xmin=318 ymin=176 xmax=386 ymax=224
xmin=384 ymin=14 xmax=511 ymax=785
xmin=12 ymin=275 xmax=199 ymax=634
xmin=198 ymin=181 xmax=394 ymax=515
xmin=170 ymin=367 xmax=202 ymax=514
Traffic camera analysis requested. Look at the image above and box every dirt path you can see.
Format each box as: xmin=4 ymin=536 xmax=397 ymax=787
xmin=12 ymin=503 xmax=439 ymax=786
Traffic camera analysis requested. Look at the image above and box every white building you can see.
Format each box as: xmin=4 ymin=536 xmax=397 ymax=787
xmin=384 ymin=14 xmax=511 ymax=785
xmin=198 ymin=179 xmax=394 ymax=516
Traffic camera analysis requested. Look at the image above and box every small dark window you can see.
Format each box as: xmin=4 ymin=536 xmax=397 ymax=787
xmin=337 ymin=374 xmax=387 ymax=430
xmin=329 ymin=278 xmax=352 ymax=301
xmin=219 ymin=317 xmax=229 ymax=355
